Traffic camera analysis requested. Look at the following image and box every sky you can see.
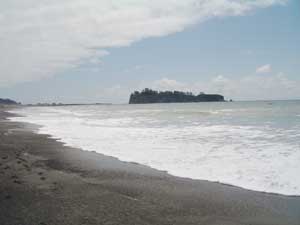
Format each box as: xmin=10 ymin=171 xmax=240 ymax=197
xmin=0 ymin=0 xmax=299 ymax=104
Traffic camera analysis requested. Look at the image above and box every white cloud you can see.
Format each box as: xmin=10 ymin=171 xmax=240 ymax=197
xmin=66 ymin=72 xmax=299 ymax=103
xmin=256 ymin=64 xmax=272 ymax=74
xmin=153 ymin=78 xmax=188 ymax=91
xmin=0 ymin=0 xmax=286 ymax=86
xmin=148 ymin=74 xmax=300 ymax=100
xmin=123 ymin=64 xmax=146 ymax=73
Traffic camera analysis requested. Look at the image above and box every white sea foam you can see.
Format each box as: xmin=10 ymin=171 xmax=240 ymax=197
xmin=9 ymin=102 xmax=300 ymax=196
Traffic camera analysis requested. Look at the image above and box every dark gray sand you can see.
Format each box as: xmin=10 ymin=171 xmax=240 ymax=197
xmin=0 ymin=108 xmax=299 ymax=225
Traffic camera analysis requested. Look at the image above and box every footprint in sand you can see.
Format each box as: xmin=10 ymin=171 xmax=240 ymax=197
xmin=5 ymin=195 xmax=12 ymax=200
xmin=17 ymin=157 xmax=27 ymax=162
xmin=52 ymin=182 xmax=60 ymax=191
xmin=3 ymin=166 xmax=10 ymax=170
xmin=38 ymin=172 xmax=47 ymax=181
xmin=11 ymin=175 xmax=18 ymax=179
xmin=13 ymin=180 xmax=22 ymax=184
xmin=23 ymin=164 xmax=30 ymax=170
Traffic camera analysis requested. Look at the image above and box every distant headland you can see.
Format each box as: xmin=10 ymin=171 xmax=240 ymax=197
xmin=0 ymin=98 xmax=20 ymax=105
xmin=129 ymin=89 xmax=225 ymax=104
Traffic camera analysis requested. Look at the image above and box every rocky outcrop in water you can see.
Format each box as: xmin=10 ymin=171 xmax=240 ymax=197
xmin=129 ymin=89 xmax=225 ymax=104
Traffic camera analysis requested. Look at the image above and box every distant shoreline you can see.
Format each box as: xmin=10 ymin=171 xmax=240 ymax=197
xmin=2 ymin=98 xmax=300 ymax=107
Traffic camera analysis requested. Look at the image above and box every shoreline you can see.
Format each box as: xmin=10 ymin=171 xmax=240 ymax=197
xmin=1 ymin=108 xmax=300 ymax=225
xmin=8 ymin=105 xmax=300 ymax=198
xmin=8 ymin=111 xmax=300 ymax=199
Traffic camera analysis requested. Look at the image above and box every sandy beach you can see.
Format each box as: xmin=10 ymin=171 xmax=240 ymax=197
xmin=0 ymin=107 xmax=300 ymax=225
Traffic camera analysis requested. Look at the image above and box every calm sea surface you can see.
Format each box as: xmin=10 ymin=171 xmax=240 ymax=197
xmin=10 ymin=100 xmax=300 ymax=195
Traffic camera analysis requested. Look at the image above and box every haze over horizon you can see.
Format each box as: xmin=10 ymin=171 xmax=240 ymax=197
xmin=0 ymin=0 xmax=299 ymax=104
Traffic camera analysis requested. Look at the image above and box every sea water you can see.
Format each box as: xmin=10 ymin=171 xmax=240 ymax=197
xmin=9 ymin=101 xmax=300 ymax=196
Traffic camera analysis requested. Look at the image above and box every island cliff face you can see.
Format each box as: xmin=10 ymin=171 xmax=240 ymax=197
xmin=129 ymin=89 xmax=224 ymax=104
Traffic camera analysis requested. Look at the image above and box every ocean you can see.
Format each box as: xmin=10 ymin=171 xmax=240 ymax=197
xmin=9 ymin=100 xmax=300 ymax=196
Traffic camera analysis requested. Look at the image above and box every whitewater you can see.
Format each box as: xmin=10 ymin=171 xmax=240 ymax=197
xmin=9 ymin=101 xmax=300 ymax=196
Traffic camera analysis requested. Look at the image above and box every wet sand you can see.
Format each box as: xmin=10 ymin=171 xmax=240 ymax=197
xmin=0 ymin=107 xmax=299 ymax=225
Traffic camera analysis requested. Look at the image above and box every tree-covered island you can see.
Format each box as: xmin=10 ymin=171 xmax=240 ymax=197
xmin=129 ymin=89 xmax=225 ymax=104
